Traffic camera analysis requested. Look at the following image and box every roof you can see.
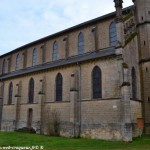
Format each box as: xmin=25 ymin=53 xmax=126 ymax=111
xmin=0 ymin=47 xmax=117 ymax=80
xmin=0 ymin=5 xmax=133 ymax=58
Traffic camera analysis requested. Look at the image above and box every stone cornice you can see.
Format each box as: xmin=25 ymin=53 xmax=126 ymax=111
xmin=136 ymin=21 xmax=150 ymax=27
xmin=139 ymin=58 xmax=150 ymax=64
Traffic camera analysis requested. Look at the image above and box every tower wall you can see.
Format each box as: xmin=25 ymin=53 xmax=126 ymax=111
xmin=134 ymin=0 xmax=150 ymax=134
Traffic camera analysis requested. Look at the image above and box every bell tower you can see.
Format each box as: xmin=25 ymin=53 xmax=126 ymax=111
xmin=133 ymin=0 xmax=150 ymax=60
xmin=133 ymin=0 xmax=150 ymax=134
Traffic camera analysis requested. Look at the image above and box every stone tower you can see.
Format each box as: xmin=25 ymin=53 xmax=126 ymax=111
xmin=133 ymin=0 xmax=150 ymax=134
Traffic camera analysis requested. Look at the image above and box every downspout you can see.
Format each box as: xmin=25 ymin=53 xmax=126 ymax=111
xmin=0 ymin=80 xmax=4 ymax=130
xmin=77 ymin=62 xmax=81 ymax=137
xmin=39 ymin=77 xmax=45 ymax=134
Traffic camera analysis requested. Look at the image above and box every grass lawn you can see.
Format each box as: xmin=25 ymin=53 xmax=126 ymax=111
xmin=0 ymin=132 xmax=150 ymax=150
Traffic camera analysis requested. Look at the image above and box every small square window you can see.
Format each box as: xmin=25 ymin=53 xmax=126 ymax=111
xmin=141 ymin=16 xmax=144 ymax=20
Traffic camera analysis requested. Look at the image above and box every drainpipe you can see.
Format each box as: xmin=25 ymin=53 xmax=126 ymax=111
xmin=0 ymin=80 xmax=4 ymax=130
xmin=77 ymin=62 xmax=81 ymax=137
xmin=38 ymin=78 xmax=45 ymax=134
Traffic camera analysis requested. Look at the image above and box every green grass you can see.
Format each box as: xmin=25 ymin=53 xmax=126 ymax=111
xmin=0 ymin=132 xmax=150 ymax=150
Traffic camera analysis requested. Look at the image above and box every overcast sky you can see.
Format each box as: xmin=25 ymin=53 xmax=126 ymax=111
xmin=0 ymin=0 xmax=133 ymax=55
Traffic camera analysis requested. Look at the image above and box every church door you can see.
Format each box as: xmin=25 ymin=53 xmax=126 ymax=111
xmin=27 ymin=108 xmax=33 ymax=128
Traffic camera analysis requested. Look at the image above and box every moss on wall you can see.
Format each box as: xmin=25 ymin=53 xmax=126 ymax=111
xmin=125 ymin=32 xmax=137 ymax=46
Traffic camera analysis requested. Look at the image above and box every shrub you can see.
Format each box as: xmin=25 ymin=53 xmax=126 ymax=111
xmin=15 ymin=127 xmax=36 ymax=133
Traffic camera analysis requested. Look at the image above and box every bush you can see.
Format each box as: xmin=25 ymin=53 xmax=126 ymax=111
xmin=15 ymin=127 xmax=36 ymax=133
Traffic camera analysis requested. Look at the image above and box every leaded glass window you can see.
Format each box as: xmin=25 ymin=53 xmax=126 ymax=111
xmin=53 ymin=41 xmax=58 ymax=61
xmin=29 ymin=78 xmax=34 ymax=103
xmin=131 ymin=67 xmax=137 ymax=98
xmin=16 ymin=54 xmax=20 ymax=70
xmin=2 ymin=59 xmax=6 ymax=74
xmin=8 ymin=82 xmax=13 ymax=105
xmin=93 ymin=66 xmax=102 ymax=99
xmin=78 ymin=32 xmax=84 ymax=54
xmin=32 ymin=48 xmax=37 ymax=66
xmin=109 ymin=22 xmax=117 ymax=47
xmin=56 ymin=73 xmax=63 ymax=101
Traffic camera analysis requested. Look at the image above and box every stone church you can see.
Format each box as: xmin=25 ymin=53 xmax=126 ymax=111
xmin=0 ymin=0 xmax=149 ymax=141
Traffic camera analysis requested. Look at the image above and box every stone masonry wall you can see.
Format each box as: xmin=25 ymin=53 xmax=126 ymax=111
xmin=1 ymin=57 xmax=125 ymax=140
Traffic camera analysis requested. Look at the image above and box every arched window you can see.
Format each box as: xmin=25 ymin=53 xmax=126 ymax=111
xmin=78 ymin=32 xmax=84 ymax=54
xmin=16 ymin=54 xmax=20 ymax=70
xmin=2 ymin=59 xmax=6 ymax=74
xmin=32 ymin=48 xmax=37 ymax=66
xmin=28 ymin=78 xmax=34 ymax=103
xmin=53 ymin=41 xmax=58 ymax=61
xmin=131 ymin=67 xmax=137 ymax=98
xmin=8 ymin=82 xmax=13 ymax=105
xmin=109 ymin=22 xmax=117 ymax=47
xmin=92 ymin=66 xmax=102 ymax=99
xmin=56 ymin=73 xmax=63 ymax=101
